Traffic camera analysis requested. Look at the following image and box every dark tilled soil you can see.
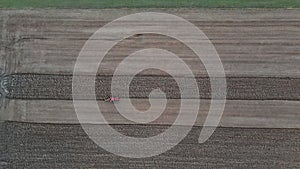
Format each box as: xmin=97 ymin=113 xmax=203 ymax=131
xmin=7 ymin=74 xmax=300 ymax=100
xmin=1 ymin=122 xmax=300 ymax=168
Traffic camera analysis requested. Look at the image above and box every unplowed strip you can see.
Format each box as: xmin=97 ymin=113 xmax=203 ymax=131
xmin=1 ymin=99 xmax=299 ymax=128
xmin=1 ymin=9 xmax=300 ymax=77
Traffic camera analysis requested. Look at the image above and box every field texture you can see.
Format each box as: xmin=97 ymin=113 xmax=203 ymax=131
xmin=0 ymin=0 xmax=300 ymax=9
xmin=1 ymin=8 xmax=300 ymax=168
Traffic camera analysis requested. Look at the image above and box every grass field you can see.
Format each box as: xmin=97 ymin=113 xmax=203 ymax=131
xmin=0 ymin=0 xmax=299 ymax=9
